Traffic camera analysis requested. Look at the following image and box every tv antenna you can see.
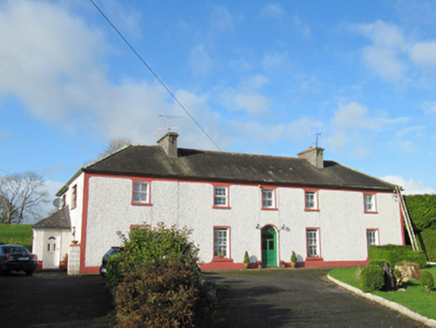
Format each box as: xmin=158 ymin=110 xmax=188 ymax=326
xmin=315 ymin=132 xmax=322 ymax=148
xmin=157 ymin=115 xmax=183 ymax=133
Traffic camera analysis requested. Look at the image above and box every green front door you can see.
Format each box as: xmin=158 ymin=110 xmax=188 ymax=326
xmin=261 ymin=225 xmax=277 ymax=267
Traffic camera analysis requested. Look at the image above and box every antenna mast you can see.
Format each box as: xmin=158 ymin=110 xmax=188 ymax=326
xmin=157 ymin=115 xmax=183 ymax=133
xmin=315 ymin=132 xmax=322 ymax=148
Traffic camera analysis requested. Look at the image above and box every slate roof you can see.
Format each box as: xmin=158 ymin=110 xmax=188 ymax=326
xmin=33 ymin=207 xmax=71 ymax=230
xmin=79 ymin=145 xmax=396 ymax=192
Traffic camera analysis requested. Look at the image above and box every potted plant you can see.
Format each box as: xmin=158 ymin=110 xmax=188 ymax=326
xmin=244 ymin=251 xmax=250 ymax=269
xmin=280 ymin=260 xmax=286 ymax=268
xmin=59 ymin=253 xmax=68 ymax=271
xmin=291 ymin=251 xmax=297 ymax=268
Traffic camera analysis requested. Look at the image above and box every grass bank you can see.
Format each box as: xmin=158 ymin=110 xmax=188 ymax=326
xmin=0 ymin=224 xmax=33 ymax=250
xmin=329 ymin=266 xmax=436 ymax=320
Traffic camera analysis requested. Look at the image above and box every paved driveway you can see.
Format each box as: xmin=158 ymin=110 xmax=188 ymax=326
xmin=209 ymin=268 xmax=423 ymax=328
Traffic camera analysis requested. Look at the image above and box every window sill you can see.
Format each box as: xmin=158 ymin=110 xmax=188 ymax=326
xmin=305 ymin=256 xmax=323 ymax=261
xmin=364 ymin=211 xmax=378 ymax=214
xmin=213 ymin=206 xmax=231 ymax=210
xmin=131 ymin=202 xmax=152 ymax=206
xmin=212 ymin=257 xmax=233 ymax=262
xmin=305 ymin=208 xmax=320 ymax=212
xmin=261 ymin=207 xmax=278 ymax=211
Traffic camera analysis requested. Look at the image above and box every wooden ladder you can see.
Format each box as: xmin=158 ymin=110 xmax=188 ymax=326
xmin=395 ymin=186 xmax=420 ymax=251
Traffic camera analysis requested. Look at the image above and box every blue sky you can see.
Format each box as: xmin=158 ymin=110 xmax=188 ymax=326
xmin=1 ymin=0 xmax=436 ymax=218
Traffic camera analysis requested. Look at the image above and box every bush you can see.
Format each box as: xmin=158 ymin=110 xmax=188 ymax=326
xmin=244 ymin=251 xmax=249 ymax=265
xmin=368 ymin=245 xmax=427 ymax=269
xmin=360 ymin=264 xmax=385 ymax=292
xmin=114 ymin=255 xmax=210 ymax=327
xmin=420 ymin=271 xmax=434 ymax=292
xmin=107 ymin=222 xmax=217 ymax=327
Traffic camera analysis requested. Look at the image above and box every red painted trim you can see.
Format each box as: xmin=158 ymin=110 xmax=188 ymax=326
xmin=131 ymin=178 xmax=152 ymax=206
xmin=80 ymin=173 xmax=90 ymax=275
xmin=306 ymin=227 xmax=321 ymax=259
xmin=82 ymin=171 xmax=396 ymax=195
xmin=260 ymin=185 xmax=278 ymax=210
xmin=212 ymin=183 xmax=231 ymax=209
xmin=212 ymin=226 xmax=231 ymax=260
xmin=80 ymin=266 xmax=100 ymax=274
xmin=303 ymin=188 xmax=320 ymax=211
xmin=399 ymin=199 xmax=406 ymax=245
xmin=363 ymin=192 xmax=377 ymax=213
xmin=302 ymin=259 xmax=368 ymax=268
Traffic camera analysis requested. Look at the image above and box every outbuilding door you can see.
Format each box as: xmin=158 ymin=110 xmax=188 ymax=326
xmin=261 ymin=225 xmax=277 ymax=267
xmin=43 ymin=234 xmax=60 ymax=269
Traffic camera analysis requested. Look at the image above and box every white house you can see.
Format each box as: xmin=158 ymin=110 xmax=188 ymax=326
xmin=33 ymin=132 xmax=405 ymax=274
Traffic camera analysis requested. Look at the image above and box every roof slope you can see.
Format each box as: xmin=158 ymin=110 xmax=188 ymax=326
xmin=33 ymin=207 xmax=71 ymax=230
xmin=83 ymin=146 xmax=396 ymax=191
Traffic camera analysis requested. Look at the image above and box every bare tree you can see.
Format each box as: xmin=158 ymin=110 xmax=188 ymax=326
xmin=0 ymin=172 xmax=48 ymax=224
xmin=98 ymin=138 xmax=132 ymax=158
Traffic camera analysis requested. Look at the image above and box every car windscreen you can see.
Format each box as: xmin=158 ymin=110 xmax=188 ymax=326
xmin=2 ymin=246 xmax=29 ymax=254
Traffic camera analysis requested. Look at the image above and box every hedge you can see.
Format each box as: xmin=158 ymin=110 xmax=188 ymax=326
xmin=368 ymin=245 xmax=427 ymax=268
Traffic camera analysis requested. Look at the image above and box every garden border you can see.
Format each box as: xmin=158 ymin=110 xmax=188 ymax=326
xmin=327 ymin=274 xmax=436 ymax=327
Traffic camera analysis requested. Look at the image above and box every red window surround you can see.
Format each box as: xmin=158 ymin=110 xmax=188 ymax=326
xmin=260 ymin=186 xmax=278 ymax=211
xmin=363 ymin=191 xmax=378 ymax=214
xmin=130 ymin=224 xmax=151 ymax=233
xmin=131 ymin=178 xmax=152 ymax=206
xmin=303 ymin=188 xmax=320 ymax=212
xmin=212 ymin=183 xmax=231 ymax=209
xmin=305 ymin=227 xmax=323 ymax=261
xmin=212 ymin=226 xmax=232 ymax=262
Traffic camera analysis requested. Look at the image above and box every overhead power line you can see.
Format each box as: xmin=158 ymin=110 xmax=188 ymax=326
xmin=89 ymin=0 xmax=222 ymax=151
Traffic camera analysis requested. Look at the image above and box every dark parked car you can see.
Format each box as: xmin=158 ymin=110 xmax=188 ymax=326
xmin=0 ymin=245 xmax=38 ymax=276
xmin=99 ymin=247 xmax=121 ymax=277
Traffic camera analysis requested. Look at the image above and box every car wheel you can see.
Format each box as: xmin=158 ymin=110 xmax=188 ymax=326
xmin=25 ymin=270 xmax=34 ymax=276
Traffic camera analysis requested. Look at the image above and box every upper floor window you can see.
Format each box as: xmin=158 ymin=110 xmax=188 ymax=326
xmin=132 ymin=181 xmax=150 ymax=205
xmin=364 ymin=193 xmax=376 ymax=213
xmin=305 ymin=191 xmax=318 ymax=211
xmin=262 ymin=188 xmax=276 ymax=209
xmin=71 ymin=185 xmax=77 ymax=209
xmin=213 ymin=185 xmax=230 ymax=208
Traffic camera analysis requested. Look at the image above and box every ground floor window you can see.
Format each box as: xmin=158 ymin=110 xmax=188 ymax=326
xmin=367 ymin=229 xmax=379 ymax=248
xmin=214 ymin=227 xmax=229 ymax=258
xmin=306 ymin=229 xmax=320 ymax=258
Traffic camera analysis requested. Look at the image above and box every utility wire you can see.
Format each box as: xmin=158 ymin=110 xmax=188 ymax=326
xmin=89 ymin=0 xmax=222 ymax=151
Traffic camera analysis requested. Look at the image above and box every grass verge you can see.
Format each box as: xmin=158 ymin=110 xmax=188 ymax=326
xmin=0 ymin=224 xmax=33 ymax=250
xmin=329 ymin=266 xmax=436 ymax=320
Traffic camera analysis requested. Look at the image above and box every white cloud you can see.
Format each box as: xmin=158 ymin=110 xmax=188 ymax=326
xmin=234 ymin=93 xmax=269 ymax=115
xmin=262 ymin=51 xmax=287 ymax=70
xmin=260 ymin=4 xmax=286 ymax=19
xmin=332 ymin=102 xmax=368 ymax=130
xmin=189 ymin=44 xmax=213 ymax=77
xmin=210 ymin=5 xmax=235 ymax=31
xmin=421 ymin=101 xmax=436 ymax=114
xmin=381 ymin=175 xmax=435 ymax=195
xmin=292 ymin=15 xmax=311 ymax=38
xmin=409 ymin=41 xmax=436 ymax=68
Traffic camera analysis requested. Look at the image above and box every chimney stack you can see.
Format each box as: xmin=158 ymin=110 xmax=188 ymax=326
xmin=298 ymin=147 xmax=324 ymax=169
xmin=157 ymin=132 xmax=179 ymax=157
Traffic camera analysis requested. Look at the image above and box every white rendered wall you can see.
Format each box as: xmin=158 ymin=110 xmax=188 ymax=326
xmin=62 ymin=173 xmax=85 ymax=243
xmin=84 ymin=176 xmax=403 ymax=267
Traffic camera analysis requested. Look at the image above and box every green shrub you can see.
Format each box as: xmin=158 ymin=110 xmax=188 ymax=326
xmin=244 ymin=251 xmax=249 ymax=264
xmin=291 ymin=251 xmax=297 ymax=263
xmin=420 ymin=271 xmax=434 ymax=292
xmin=114 ymin=255 xmax=210 ymax=327
xmin=361 ymin=264 xmax=385 ymax=292
xmin=106 ymin=222 xmax=199 ymax=290
xmin=107 ymin=222 xmax=218 ymax=327
xmin=368 ymin=245 xmax=427 ymax=269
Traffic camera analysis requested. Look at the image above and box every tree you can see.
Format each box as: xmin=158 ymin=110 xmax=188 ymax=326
xmin=98 ymin=138 xmax=132 ymax=158
xmin=0 ymin=172 xmax=48 ymax=224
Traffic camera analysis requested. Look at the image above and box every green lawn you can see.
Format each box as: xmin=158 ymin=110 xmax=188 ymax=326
xmin=0 ymin=224 xmax=33 ymax=250
xmin=329 ymin=266 xmax=436 ymax=320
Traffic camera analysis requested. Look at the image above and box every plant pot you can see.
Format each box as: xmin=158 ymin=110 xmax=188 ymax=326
xmin=290 ymin=262 xmax=296 ymax=268
xmin=244 ymin=262 xmax=249 ymax=269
